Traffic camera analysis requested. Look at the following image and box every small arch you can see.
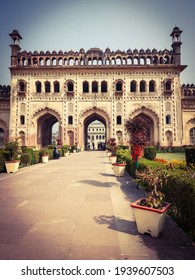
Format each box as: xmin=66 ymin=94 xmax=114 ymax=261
xmin=101 ymin=81 xmax=107 ymax=93
xmin=116 ymin=80 xmax=123 ymax=92
xmin=140 ymin=80 xmax=146 ymax=92
xmin=45 ymin=81 xmax=51 ymax=93
xmin=67 ymin=81 xmax=74 ymax=92
xmin=68 ymin=115 xmax=73 ymax=125
xmin=83 ymin=81 xmax=89 ymax=93
xmin=92 ymin=81 xmax=98 ymax=93
xmin=54 ymin=81 xmax=60 ymax=93
xmin=130 ymin=80 xmax=137 ymax=92
xmin=20 ymin=115 xmax=25 ymax=125
xmin=166 ymin=115 xmax=171 ymax=124
xmin=149 ymin=80 xmax=155 ymax=92
xmin=116 ymin=116 xmax=122 ymax=125
xmin=189 ymin=127 xmax=195 ymax=145
xmin=36 ymin=81 xmax=42 ymax=93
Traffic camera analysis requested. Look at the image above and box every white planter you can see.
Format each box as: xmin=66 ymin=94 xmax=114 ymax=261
xmin=112 ymin=163 xmax=126 ymax=177
xmin=109 ymin=156 xmax=117 ymax=164
xmin=131 ymin=199 xmax=171 ymax=238
xmin=64 ymin=152 xmax=69 ymax=157
xmin=42 ymin=155 xmax=49 ymax=163
xmin=5 ymin=160 xmax=20 ymax=173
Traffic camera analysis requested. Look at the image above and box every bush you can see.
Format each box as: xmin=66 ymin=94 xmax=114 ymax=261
xmin=31 ymin=151 xmax=40 ymax=164
xmin=116 ymin=148 xmax=131 ymax=163
xmin=144 ymin=146 xmax=157 ymax=160
xmin=185 ymin=147 xmax=195 ymax=166
xmin=163 ymin=169 xmax=195 ymax=241
xmin=20 ymin=152 xmax=32 ymax=166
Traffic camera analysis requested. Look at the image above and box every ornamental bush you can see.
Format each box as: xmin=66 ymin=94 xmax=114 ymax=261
xmin=20 ymin=152 xmax=32 ymax=166
xmin=185 ymin=147 xmax=195 ymax=166
xmin=144 ymin=146 xmax=157 ymax=160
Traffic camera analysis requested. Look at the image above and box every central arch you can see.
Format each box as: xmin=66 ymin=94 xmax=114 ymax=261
xmin=79 ymin=106 xmax=110 ymax=150
xmin=84 ymin=113 xmax=106 ymax=150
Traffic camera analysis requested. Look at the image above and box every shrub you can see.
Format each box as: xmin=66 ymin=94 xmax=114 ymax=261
xmin=185 ymin=147 xmax=195 ymax=166
xmin=31 ymin=151 xmax=40 ymax=164
xmin=116 ymin=148 xmax=131 ymax=163
xmin=163 ymin=169 xmax=195 ymax=241
xmin=20 ymin=152 xmax=32 ymax=166
xmin=144 ymin=146 xmax=157 ymax=160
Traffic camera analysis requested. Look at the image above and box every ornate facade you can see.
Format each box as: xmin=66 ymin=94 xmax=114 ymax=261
xmin=0 ymin=27 xmax=195 ymax=149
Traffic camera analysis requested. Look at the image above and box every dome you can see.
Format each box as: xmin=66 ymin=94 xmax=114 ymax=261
xmin=86 ymin=48 xmax=103 ymax=56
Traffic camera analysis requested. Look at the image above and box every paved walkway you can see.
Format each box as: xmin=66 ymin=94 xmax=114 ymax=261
xmin=0 ymin=151 xmax=194 ymax=260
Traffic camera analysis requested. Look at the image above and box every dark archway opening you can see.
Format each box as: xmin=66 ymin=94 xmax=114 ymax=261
xmin=84 ymin=113 xmax=106 ymax=150
xmin=37 ymin=113 xmax=59 ymax=147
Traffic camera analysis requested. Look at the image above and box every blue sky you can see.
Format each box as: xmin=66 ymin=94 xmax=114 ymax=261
xmin=0 ymin=0 xmax=194 ymax=85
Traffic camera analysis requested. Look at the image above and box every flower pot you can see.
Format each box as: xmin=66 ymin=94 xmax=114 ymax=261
xmin=5 ymin=160 xmax=20 ymax=173
xmin=131 ymin=199 xmax=171 ymax=238
xmin=131 ymin=145 xmax=144 ymax=162
xmin=41 ymin=155 xmax=48 ymax=163
xmin=109 ymin=155 xmax=117 ymax=164
xmin=112 ymin=163 xmax=126 ymax=177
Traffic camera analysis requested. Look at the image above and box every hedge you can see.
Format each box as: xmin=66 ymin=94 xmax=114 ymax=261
xmin=144 ymin=146 xmax=157 ymax=160
xmin=185 ymin=147 xmax=195 ymax=166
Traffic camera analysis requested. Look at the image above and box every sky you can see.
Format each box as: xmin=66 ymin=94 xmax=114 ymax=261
xmin=0 ymin=0 xmax=195 ymax=85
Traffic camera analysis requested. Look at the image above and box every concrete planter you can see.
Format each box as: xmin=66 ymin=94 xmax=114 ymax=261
xmin=112 ymin=163 xmax=126 ymax=177
xmin=41 ymin=155 xmax=49 ymax=163
xmin=5 ymin=160 xmax=20 ymax=173
xmin=109 ymin=156 xmax=117 ymax=164
xmin=131 ymin=199 xmax=171 ymax=238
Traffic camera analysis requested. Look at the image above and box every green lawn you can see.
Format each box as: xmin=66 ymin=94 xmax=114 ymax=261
xmin=156 ymin=153 xmax=185 ymax=161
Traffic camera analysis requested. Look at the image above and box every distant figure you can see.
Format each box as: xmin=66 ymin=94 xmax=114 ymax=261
xmin=53 ymin=146 xmax=60 ymax=159
xmin=92 ymin=142 xmax=95 ymax=150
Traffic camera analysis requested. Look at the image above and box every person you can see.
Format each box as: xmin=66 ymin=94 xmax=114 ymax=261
xmin=53 ymin=146 xmax=60 ymax=159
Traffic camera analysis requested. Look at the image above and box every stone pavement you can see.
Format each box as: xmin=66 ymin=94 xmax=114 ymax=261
xmin=0 ymin=151 xmax=194 ymax=260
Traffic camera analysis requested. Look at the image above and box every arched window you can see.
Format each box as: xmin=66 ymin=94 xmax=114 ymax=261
xmin=68 ymin=116 xmax=73 ymax=125
xmin=54 ymin=81 xmax=60 ymax=93
xmin=92 ymin=81 xmax=98 ymax=93
xmin=0 ymin=128 xmax=4 ymax=146
xmin=116 ymin=116 xmax=122 ymax=125
xmin=18 ymin=81 xmax=25 ymax=92
xmin=101 ymin=81 xmax=107 ymax=93
xmin=67 ymin=81 xmax=74 ymax=92
xmin=45 ymin=81 xmax=50 ymax=93
xmin=140 ymin=80 xmax=146 ymax=92
xmin=190 ymin=128 xmax=195 ymax=145
xmin=166 ymin=115 xmax=171 ymax=124
xmin=165 ymin=80 xmax=172 ymax=91
xmin=20 ymin=115 xmax=25 ymax=125
xmin=149 ymin=80 xmax=155 ymax=92
xmin=116 ymin=81 xmax=123 ymax=92
xmin=36 ymin=81 xmax=42 ymax=93
xmin=83 ymin=81 xmax=89 ymax=93
xmin=130 ymin=80 xmax=136 ymax=92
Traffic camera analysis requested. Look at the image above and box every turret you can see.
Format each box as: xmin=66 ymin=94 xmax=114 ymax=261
xmin=170 ymin=26 xmax=182 ymax=65
xmin=9 ymin=29 xmax=22 ymax=66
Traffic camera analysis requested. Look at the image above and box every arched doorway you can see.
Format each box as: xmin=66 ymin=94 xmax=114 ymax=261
xmin=37 ymin=113 xmax=59 ymax=147
xmin=84 ymin=113 xmax=106 ymax=150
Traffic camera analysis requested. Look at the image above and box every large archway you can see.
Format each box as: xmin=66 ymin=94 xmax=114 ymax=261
xmin=31 ymin=107 xmax=61 ymax=148
xmin=37 ymin=113 xmax=59 ymax=147
xmin=129 ymin=107 xmax=159 ymax=145
xmin=79 ymin=106 xmax=110 ymax=150
xmin=84 ymin=113 xmax=106 ymax=150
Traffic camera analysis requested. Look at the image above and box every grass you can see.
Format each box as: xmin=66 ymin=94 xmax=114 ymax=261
xmin=156 ymin=153 xmax=185 ymax=161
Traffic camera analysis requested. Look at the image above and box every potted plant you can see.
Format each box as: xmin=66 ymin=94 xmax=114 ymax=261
xmin=112 ymin=148 xmax=127 ymax=177
xmin=130 ymin=167 xmax=171 ymax=237
xmin=4 ymin=138 xmax=20 ymax=173
xmin=40 ymin=148 xmax=49 ymax=163
xmin=106 ymin=138 xmax=117 ymax=163
xmin=125 ymin=116 xmax=150 ymax=163
xmin=62 ymin=145 xmax=70 ymax=157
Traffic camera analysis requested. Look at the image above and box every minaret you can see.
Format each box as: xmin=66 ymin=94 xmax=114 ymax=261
xmin=9 ymin=29 xmax=22 ymax=67
xmin=170 ymin=26 xmax=182 ymax=65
